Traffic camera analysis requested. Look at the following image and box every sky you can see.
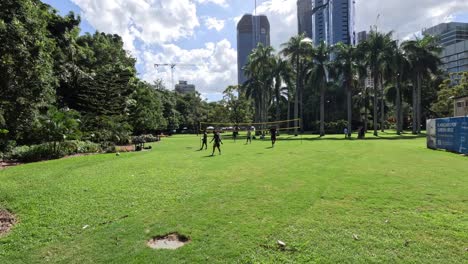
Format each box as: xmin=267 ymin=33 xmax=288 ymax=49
xmin=41 ymin=0 xmax=468 ymax=101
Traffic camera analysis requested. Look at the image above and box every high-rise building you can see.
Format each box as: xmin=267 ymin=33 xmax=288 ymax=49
xmin=423 ymin=22 xmax=468 ymax=74
xmin=423 ymin=22 xmax=468 ymax=47
xmin=175 ymin=81 xmax=196 ymax=94
xmin=297 ymin=0 xmax=313 ymax=38
xmin=311 ymin=0 xmax=355 ymax=46
xmin=357 ymin=30 xmax=367 ymax=44
xmin=237 ymin=14 xmax=270 ymax=85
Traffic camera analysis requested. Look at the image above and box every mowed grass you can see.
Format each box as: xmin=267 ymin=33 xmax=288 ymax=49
xmin=0 ymin=132 xmax=467 ymax=263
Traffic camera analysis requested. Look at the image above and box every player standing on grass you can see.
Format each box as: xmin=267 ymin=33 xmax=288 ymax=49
xmin=270 ymin=126 xmax=277 ymax=148
xmin=200 ymin=130 xmax=208 ymax=150
xmin=233 ymin=126 xmax=239 ymax=142
xmin=246 ymin=127 xmax=252 ymax=144
xmin=211 ymin=130 xmax=223 ymax=156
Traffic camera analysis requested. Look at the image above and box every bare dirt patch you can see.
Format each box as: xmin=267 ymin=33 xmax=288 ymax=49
xmin=0 ymin=161 xmax=23 ymax=170
xmin=147 ymin=233 xmax=190 ymax=250
xmin=0 ymin=209 xmax=16 ymax=236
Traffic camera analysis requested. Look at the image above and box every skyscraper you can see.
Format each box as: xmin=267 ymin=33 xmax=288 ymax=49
xmin=297 ymin=0 xmax=313 ymax=38
xmin=357 ymin=30 xmax=367 ymax=44
xmin=423 ymin=22 xmax=468 ymax=74
xmin=237 ymin=14 xmax=270 ymax=85
xmin=311 ymin=0 xmax=355 ymax=46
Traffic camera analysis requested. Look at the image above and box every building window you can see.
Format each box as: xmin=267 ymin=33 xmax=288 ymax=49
xmin=457 ymin=102 xmax=464 ymax=107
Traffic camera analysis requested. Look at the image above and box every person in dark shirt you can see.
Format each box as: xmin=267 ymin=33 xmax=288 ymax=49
xmin=270 ymin=126 xmax=277 ymax=148
xmin=200 ymin=130 xmax=208 ymax=150
xmin=210 ymin=131 xmax=223 ymax=156
xmin=233 ymin=126 xmax=239 ymax=142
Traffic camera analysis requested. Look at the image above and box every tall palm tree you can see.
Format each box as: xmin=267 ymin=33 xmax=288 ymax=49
xmin=281 ymin=34 xmax=313 ymax=134
xmin=333 ymin=42 xmax=358 ymax=137
xmin=386 ymin=41 xmax=410 ymax=135
xmin=306 ymin=41 xmax=330 ymax=137
xmin=402 ymin=35 xmax=441 ymax=134
xmin=354 ymin=44 xmax=370 ymax=132
xmin=272 ymin=56 xmax=292 ymax=121
xmin=360 ymin=30 xmax=394 ymax=136
xmin=243 ymin=43 xmax=276 ymax=127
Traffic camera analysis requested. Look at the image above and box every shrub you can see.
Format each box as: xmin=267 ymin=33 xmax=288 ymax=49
xmin=309 ymin=120 xmax=349 ymax=134
xmin=132 ymin=134 xmax=159 ymax=144
xmin=7 ymin=141 xmax=102 ymax=162
xmin=9 ymin=144 xmax=62 ymax=162
xmin=60 ymin=140 xmax=102 ymax=155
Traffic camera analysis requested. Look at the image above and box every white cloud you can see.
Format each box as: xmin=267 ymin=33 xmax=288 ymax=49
xmin=204 ymin=17 xmax=225 ymax=31
xmin=68 ymin=0 xmax=468 ymax=100
xmin=140 ymin=39 xmax=237 ymax=96
xmin=355 ymin=0 xmax=468 ymax=40
xmin=196 ymin=0 xmax=228 ymax=8
xmin=71 ymin=0 xmax=200 ymax=49
xmin=256 ymin=0 xmax=297 ymax=50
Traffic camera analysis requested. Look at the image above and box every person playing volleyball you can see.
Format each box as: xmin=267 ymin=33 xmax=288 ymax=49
xmin=270 ymin=126 xmax=277 ymax=148
xmin=200 ymin=130 xmax=208 ymax=150
xmin=246 ymin=127 xmax=252 ymax=144
xmin=211 ymin=130 xmax=223 ymax=156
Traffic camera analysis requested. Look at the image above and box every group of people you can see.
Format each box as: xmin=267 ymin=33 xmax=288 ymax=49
xmin=200 ymin=126 xmax=278 ymax=156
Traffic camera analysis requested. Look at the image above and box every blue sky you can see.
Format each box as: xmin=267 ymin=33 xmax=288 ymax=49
xmin=41 ymin=0 xmax=468 ymax=101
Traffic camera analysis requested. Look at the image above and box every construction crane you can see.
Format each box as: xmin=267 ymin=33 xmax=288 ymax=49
xmin=154 ymin=63 xmax=197 ymax=89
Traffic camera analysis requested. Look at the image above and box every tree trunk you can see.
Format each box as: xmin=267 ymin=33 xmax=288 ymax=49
xmin=347 ymin=86 xmax=352 ymax=138
xmin=275 ymin=82 xmax=281 ymax=121
xmin=412 ymin=79 xmax=417 ymax=134
xmin=299 ymin=69 xmax=304 ymax=133
xmin=287 ymin=88 xmax=291 ymax=129
xmin=364 ymin=87 xmax=368 ymax=133
xmin=373 ymin=72 xmax=379 ymax=136
xmin=320 ymin=85 xmax=325 ymax=137
xmin=396 ymin=76 xmax=402 ymax=135
xmin=417 ymin=72 xmax=422 ymax=134
xmin=294 ymin=57 xmax=299 ymax=135
xmin=380 ymin=76 xmax=385 ymax=132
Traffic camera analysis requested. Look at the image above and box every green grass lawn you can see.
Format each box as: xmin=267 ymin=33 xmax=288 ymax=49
xmin=0 ymin=132 xmax=467 ymax=263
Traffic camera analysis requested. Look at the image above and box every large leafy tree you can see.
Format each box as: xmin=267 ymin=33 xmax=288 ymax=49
xmin=431 ymin=73 xmax=468 ymax=117
xmin=0 ymin=0 xmax=56 ymax=144
xmin=402 ymin=35 xmax=441 ymax=134
xmin=223 ymin=85 xmax=253 ymax=125
xmin=129 ymin=81 xmax=166 ymax=134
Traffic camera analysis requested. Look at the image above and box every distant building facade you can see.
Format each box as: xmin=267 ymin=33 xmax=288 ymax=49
xmin=423 ymin=22 xmax=468 ymax=47
xmin=297 ymin=0 xmax=313 ymax=38
xmin=357 ymin=30 xmax=367 ymax=44
xmin=311 ymin=0 xmax=355 ymax=46
xmin=423 ymin=22 xmax=468 ymax=74
xmin=237 ymin=14 xmax=271 ymax=85
xmin=175 ymin=81 xmax=196 ymax=94
xmin=454 ymin=95 xmax=468 ymax=117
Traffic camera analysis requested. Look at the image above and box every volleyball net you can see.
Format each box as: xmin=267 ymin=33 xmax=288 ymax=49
xmin=199 ymin=118 xmax=302 ymax=136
